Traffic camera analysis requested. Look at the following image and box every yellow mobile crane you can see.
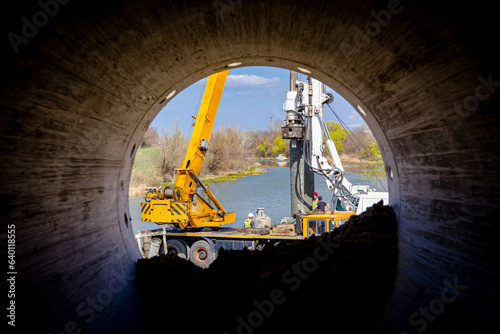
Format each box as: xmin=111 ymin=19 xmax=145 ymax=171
xmin=141 ymin=70 xmax=236 ymax=229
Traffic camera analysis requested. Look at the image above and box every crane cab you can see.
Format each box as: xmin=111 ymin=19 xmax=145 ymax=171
xmin=299 ymin=211 xmax=355 ymax=238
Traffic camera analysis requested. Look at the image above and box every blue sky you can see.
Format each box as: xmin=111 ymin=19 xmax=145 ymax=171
xmin=151 ymin=66 xmax=366 ymax=134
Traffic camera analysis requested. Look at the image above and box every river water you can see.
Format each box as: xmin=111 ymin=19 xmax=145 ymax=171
xmin=129 ymin=161 xmax=387 ymax=234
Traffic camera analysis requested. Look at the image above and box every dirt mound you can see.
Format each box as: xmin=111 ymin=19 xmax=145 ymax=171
xmin=136 ymin=203 xmax=398 ymax=333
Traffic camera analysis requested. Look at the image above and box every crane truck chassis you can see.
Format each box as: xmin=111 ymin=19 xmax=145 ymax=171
xmin=135 ymin=210 xmax=354 ymax=268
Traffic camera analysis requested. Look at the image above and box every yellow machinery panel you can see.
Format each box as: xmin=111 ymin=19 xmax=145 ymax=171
xmin=141 ymin=200 xmax=189 ymax=225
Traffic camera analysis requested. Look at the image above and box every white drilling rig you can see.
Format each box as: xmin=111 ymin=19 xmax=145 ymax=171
xmin=281 ymin=71 xmax=388 ymax=215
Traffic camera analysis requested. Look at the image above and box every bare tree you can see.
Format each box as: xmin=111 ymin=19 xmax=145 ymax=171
xmin=158 ymin=120 xmax=188 ymax=182
xmin=240 ymin=129 xmax=254 ymax=152
xmin=141 ymin=126 xmax=160 ymax=147
xmin=342 ymin=126 xmax=376 ymax=161
xmin=268 ymin=117 xmax=283 ymax=133
xmin=202 ymin=122 xmax=253 ymax=176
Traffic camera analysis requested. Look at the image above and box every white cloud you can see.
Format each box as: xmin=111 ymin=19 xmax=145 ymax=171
xmin=226 ymin=74 xmax=280 ymax=88
xmin=236 ymin=91 xmax=255 ymax=95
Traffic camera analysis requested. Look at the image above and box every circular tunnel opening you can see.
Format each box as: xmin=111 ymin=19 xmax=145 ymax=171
xmin=129 ymin=66 xmax=391 ymax=231
xmin=130 ymin=67 xmax=398 ymax=333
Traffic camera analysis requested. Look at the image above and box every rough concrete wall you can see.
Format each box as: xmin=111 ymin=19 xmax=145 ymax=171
xmin=0 ymin=0 xmax=498 ymax=332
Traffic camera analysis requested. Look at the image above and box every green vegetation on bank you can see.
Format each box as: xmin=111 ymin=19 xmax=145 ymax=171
xmin=200 ymin=165 xmax=266 ymax=183
xmin=160 ymin=165 xmax=266 ymax=187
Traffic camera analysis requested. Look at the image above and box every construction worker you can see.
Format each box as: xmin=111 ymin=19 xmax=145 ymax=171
xmin=315 ymin=196 xmax=327 ymax=212
xmin=244 ymin=213 xmax=254 ymax=228
xmin=312 ymin=192 xmax=319 ymax=210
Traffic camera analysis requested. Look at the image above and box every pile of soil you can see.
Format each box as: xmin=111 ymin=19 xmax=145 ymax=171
xmin=135 ymin=202 xmax=398 ymax=333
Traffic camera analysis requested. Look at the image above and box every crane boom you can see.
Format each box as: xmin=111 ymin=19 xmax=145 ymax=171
xmin=175 ymin=70 xmax=228 ymax=201
xmin=141 ymin=70 xmax=236 ymax=229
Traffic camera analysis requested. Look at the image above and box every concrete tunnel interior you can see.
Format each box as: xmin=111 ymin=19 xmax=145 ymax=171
xmin=1 ymin=0 xmax=499 ymax=333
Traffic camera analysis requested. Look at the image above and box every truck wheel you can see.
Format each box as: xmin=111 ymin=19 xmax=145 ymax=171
xmin=189 ymin=240 xmax=214 ymax=268
xmin=164 ymin=239 xmax=190 ymax=260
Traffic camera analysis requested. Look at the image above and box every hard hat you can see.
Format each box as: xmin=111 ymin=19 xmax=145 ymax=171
xmin=313 ymin=192 xmax=318 ymax=196
xmin=248 ymin=213 xmax=254 ymax=218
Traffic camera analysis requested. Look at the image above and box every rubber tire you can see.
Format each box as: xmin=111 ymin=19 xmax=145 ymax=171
xmin=189 ymin=240 xmax=215 ymax=269
xmin=163 ymin=239 xmax=190 ymax=260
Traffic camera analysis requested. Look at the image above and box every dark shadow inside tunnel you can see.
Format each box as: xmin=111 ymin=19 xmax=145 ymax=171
xmin=135 ymin=202 xmax=398 ymax=334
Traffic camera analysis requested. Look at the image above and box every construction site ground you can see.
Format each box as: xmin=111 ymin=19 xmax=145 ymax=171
xmin=135 ymin=202 xmax=398 ymax=333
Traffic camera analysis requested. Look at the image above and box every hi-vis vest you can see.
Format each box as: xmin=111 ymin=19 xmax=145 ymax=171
xmin=244 ymin=219 xmax=252 ymax=228
xmin=312 ymin=198 xmax=318 ymax=209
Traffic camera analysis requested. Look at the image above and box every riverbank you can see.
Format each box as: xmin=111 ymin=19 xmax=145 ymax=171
xmin=129 ymin=162 xmax=269 ymax=197
xmin=197 ymin=164 xmax=268 ymax=183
